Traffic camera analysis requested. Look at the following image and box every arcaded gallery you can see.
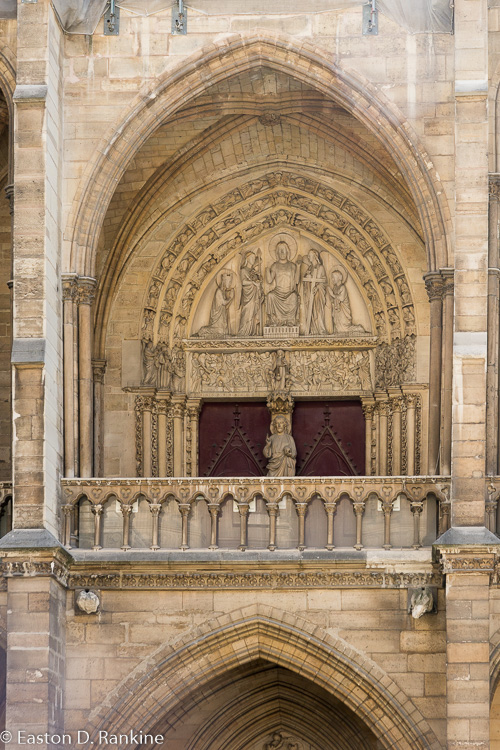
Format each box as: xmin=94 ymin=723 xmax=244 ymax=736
xmin=3 ymin=0 xmax=500 ymax=748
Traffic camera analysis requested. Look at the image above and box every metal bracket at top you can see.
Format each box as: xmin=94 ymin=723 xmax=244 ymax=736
xmin=362 ymin=1 xmax=378 ymax=35
xmin=172 ymin=0 xmax=187 ymax=35
xmin=104 ymin=1 xmax=120 ymax=35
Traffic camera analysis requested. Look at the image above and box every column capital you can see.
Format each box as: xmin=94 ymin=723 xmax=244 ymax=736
xmin=423 ymin=272 xmax=445 ymax=302
xmin=92 ymin=359 xmax=106 ymax=384
xmin=489 ymin=173 xmax=500 ymax=201
xmin=76 ymin=276 xmax=97 ymax=306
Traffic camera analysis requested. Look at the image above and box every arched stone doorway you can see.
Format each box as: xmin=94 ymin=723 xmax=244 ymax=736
xmin=149 ymin=660 xmax=379 ymax=750
xmin=84 ymin=607 xmax=442 ymax=750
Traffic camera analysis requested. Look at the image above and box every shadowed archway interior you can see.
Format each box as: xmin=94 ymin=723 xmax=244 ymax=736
xmin=146 ymin=659 xmax=380 ymax=750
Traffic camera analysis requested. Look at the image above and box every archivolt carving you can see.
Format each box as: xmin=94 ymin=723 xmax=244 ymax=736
xmin=140 ymin=172 xmax=417 ymax=348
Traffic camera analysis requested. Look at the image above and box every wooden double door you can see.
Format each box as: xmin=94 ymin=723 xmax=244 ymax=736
xmin=199 ymin=400 xmax=365 ymax=477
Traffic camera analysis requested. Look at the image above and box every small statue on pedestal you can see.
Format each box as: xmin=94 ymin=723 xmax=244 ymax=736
xmin=263 ymin=415 xmax=297 ymax=477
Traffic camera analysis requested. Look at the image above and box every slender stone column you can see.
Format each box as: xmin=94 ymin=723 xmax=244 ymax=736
xmin=361 ymin=399 xmax=375 ymax=475
xmin=92 ymin=359 xmax=106 ymax=478
xmin=142 ymin=397 xmax=153 ymax=477
xmin=186 ymin=399 xmax=201 ymax=477
xmin=404 ymin=392 xmax=417 ymax=476
xmin=77 ymin=277 xmax=96 ymax=477
xmin=62 ymin=275 xmax=77 ymax=477
xmin=488 ymin=176 xmax=500 ymax=475
xmin=389 ymin=392 xmax=402 ymax=476
xmin=441 ymin=269 xmax=454 ymax=475
xmin=424 ymin=272 xmax=444 ymax=475
xmin=171 ymin=395 xmax=186 ymax=477
xmin=375 ymin=395 xmax=389 ymax=475
xmin=156 ymin=397 xmax=170 ymax=477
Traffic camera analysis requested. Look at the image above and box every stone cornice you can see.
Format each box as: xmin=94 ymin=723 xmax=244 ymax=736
xmin=0 ymin=547 xmax=443 ymax=590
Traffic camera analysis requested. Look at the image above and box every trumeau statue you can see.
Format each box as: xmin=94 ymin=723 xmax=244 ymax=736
xmin=263 ymin=415 xmax=297 ymax=477
xmin=265 ymin=238 xmax=300 ymax=327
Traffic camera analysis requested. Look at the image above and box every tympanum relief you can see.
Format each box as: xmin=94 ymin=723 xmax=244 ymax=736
xmin=191 ymin=233 xmax=370 ymax=339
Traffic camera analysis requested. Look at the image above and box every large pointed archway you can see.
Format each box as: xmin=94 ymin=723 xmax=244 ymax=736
xmin=84 ymin=606 xmax=442 ymax=750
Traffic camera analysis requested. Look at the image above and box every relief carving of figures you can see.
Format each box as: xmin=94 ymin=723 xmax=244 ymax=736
xmin=264 ymin=416 xmax=297 ymax=477
xmin=300 ymin=249 xmax=328 ymax=335
xmin=141 ymin=340 xmax=185 ymax=391
xmin=191 ymin=351 xmax=274 ymax=393
xmin=154 ymin=342 xmax=172 ymax=389
xmin=189 ymin=349 xmax=373 ymax=395
xmin=269 ymin=349 xmax=291 ymax=392
xmin=327 ymin=267 xmax=368 ymax=334
xmin=265 ymin=237 xmax=300 ymax=326
xmin=194 ymin=271 xmax=235 ymax=338
xmin=375 ymin=335 xmax=416 ymax=388
xmin=142 ymin=339 xmax=157 ymax=385
xmin=237 ymin=249 xmax=264 ymax=336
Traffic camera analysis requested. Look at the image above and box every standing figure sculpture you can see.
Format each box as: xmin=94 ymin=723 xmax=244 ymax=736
xmin=237 ymin=249 xmax=263 ymax=336
xmin=327 ymin=267 xmax=367 ymax=334
xmin=142 ymin=338 xmax=157 ymax=385
xmin=300 ymin=248 xmax=328 ymax=335
xmin=265 ymin=240 xmax=300 ymax=327
xmin=195 ymin=271 xmax=234 ymax=338
xmin=263 ymin=415 xmax=297 ymax=477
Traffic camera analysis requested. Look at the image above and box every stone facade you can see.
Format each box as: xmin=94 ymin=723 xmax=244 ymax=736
xmin=1 ymin=1 xmax=500 ymax=749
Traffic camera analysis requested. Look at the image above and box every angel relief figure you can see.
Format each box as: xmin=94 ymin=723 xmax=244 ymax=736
xmin=327 ymin=266 xmax=367 ymax=335
xmin=237 ymin=249 xmax=263 ymax=336
xmin=194 ymin=271 xmax=235 ymax=338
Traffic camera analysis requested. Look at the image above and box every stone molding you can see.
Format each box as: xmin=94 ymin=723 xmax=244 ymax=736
xmin=0 ymin=553 xmax=442 ymax=591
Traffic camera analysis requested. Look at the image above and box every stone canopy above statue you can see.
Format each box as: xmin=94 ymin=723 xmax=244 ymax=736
xmin=190 ymin=232 xmax=371 ymax=339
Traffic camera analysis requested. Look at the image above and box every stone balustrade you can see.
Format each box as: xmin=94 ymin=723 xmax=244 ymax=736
xmin=61 ymin=476 xmax=450 ymax=552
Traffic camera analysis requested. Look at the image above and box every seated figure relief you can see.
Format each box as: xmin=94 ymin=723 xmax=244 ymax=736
xmin=265 ymin=239 xmax=300 ymax=327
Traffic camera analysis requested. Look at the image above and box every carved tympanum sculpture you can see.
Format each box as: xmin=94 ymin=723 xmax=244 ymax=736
xmin=300 ymin=248 xmax=328 ymax=335
xmin=263 ymin=415 xmax=297 ymax=476
xmin=195 ymin=271 xmax=234 ymax=338
xmin=265 ymin=240 xmax=300 ymax=326
xmin=237 ymin=249 xmax=263 ymax=336
xmin=327 ymin=266 xmax=367 ymax=334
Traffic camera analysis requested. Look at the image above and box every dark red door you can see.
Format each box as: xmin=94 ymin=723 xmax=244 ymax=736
xmin=292 ymin=401 xmax=364 ymax=476
xmin=199 ymin=403 xmax=269 ymax=477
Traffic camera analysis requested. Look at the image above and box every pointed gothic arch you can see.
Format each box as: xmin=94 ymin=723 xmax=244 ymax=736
xmin=85 ymin=604 xmax=442 ymax=750
xmin=67 ymin=32 xmax=451 ymax=278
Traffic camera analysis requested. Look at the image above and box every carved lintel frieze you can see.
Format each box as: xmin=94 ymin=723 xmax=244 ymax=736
xmin=66 ymin=568 xmax=443 ymax=591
